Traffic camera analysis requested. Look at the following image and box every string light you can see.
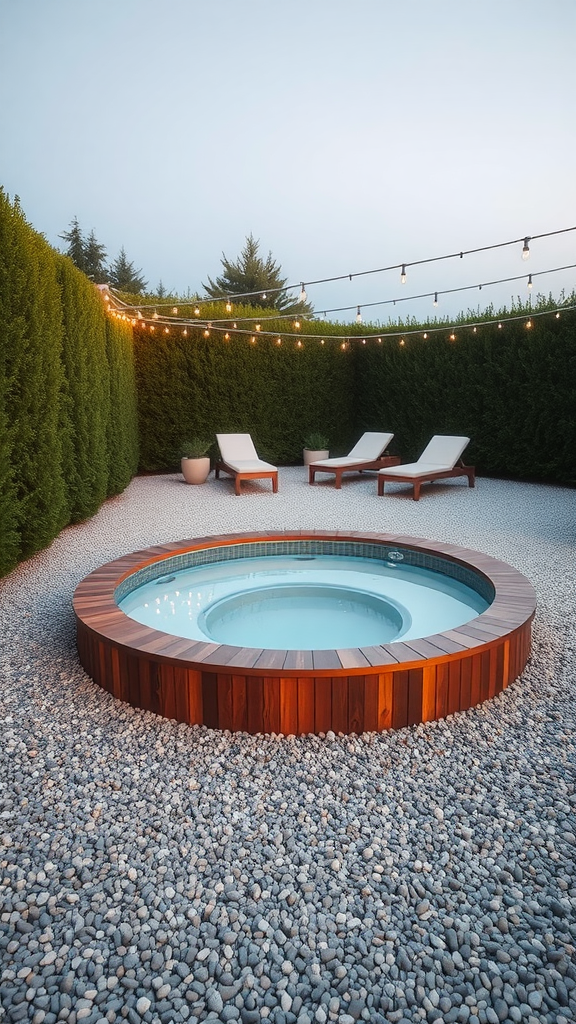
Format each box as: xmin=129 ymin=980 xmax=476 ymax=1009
xmin=255 ymin=323 xmax=261 ymax=331
xmin=433 ymin=293 xmax=438 ymax=307
xmin=224 ymin=332 xmax=230 ymax=340
xmin=522 ymin=237 xmax=531 ymax=260
xmin=526 ymin=319 xmax=532 ymax=328
xmin=356 ymin=306 xmax=362 ymax=324
xmin=300 ymin=283 xmax=307 ymax=303
xmin=527 ymin=274 xmax=533 ymax=290
xmin=294 ymin=320 xmax=301 ymax=329
xmin=449 ymin=331 xmax=456 ymax=341
xmin=400 ymin=264 xmax=407 ymax=285
xmin=194 ymin=306 xmax=200 ymax=316
xmin=225 ymin=299 xmax=232 ymax=312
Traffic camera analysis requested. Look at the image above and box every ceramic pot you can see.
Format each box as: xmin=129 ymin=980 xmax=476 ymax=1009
xmin=181 ymin=457 xmax=211 ymax=484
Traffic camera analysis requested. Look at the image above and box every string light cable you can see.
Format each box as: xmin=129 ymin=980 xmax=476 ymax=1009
xmin=107 ymin=224 xmax=576 ymax=312
xmin=107 ymin=260 xmax=576 ymax=331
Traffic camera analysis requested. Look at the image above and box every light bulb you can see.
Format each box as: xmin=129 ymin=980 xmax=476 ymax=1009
xmin=433 ymin=292 xmax=438 ymax=307
xmin=526 ymin=319 xmax=532 ymax=328
xmin=224 ymin=333 xmax=230 ymax=340
xmin=226 ymin=299 xmax=232 ymax=312
xmin=300 ymin=283 xmax=307 ymax=303
xmin=522 ymin=237 xmax=530 ymax=261
xmin=294 ymin=320 xmax=301 ymax=329
xmin=423 ymin=332 xmax=428 ymax=339
xmin=400 ymin=264 xmax=407 ymax=285
xmin=356 ymin=307 xmax=362 ymax=324
xmin=262 ymin=292 xmax=267 ymax=300
xmin=527 ymin=274 xmax=533 ymax=290
xmin=172 ymin=307 xmax=178 ymax=315
xmin=255 ymin=323 xmax=261 ymax=331
xmin=400 ymin=339 xmax=405 ymax=346
xmin=194 ymin=306 xmax=200 ymax=316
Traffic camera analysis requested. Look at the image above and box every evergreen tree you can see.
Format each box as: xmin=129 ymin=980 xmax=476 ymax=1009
xmin=60 ymin=216 xmax=87 ymax=273
xmin=203 ymin=233 xmax=314 ymax=314
xmin=108 ymin=246 xmax=147 ymax=293
xmin=84 ymin=229 xmax=108 ymax=283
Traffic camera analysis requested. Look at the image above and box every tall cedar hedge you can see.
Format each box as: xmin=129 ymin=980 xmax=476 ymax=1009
xmin=0 ymin=190 xmax=138 ymax=578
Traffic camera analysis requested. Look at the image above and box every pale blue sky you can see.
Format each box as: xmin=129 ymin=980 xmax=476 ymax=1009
xmin=1 ymin=0 xmax=575 ymax=322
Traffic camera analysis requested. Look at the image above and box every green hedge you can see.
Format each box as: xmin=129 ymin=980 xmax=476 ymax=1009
xmin=354 ymin=311 xmax=576 ymax=482
xmin=134 ymin=321 xmax=356 ymax=469
xmin=0 ymin=190 xmax=139 ymax=577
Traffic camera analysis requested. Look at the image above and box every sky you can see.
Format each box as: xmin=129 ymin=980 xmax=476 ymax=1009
xmin=1 ymin=0 xmax=575 ymax=325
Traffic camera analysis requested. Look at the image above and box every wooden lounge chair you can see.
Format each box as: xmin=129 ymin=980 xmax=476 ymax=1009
xmin=215 ymin=433 xmax=278 ymax=495
xmin=377 ymin=435 xmax=475 ymax=500
xmin=309 ymin=431 xmax=400 ymax=489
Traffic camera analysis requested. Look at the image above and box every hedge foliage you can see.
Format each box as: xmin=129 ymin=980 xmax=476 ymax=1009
xmin=134 ymin=316 xmax=356 ymax=469
xmin=0 ymin=190 xmax=138 ymax=578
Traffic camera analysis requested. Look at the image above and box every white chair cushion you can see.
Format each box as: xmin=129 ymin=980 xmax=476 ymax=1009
xmin=417 ymin=435 xmax=470 ymax=468
xmin=347 ymin=431 xmax=394 ymax=460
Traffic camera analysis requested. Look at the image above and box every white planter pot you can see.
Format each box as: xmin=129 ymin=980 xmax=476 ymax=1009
xmin=181 ymin=456 xmax=211 ymax=484
xmin=303 ymin=448 xmax=329 ymax=466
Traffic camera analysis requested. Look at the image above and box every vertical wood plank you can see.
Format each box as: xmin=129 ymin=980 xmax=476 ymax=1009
xmin=247 ymin=677 xmax=264 ymax=734
xmin=279 ymin=677 xmax=298 ymax=735
xmin=447 ymin=660 xmax=461 ymax=715
xmin=216 ymin=674 xmax=234 ymax=731
xmin=297 ymin=677 xmax=315 ymax=735
xmin=201 ymin=671 xmax=219 ymax=728
xmin=348 ymin=676 xmax=365 ymax=734
xmin=421 ymin=665 xmax=436 ymax=722
xmin=262 ymin=677 xmax=280 ymax=733
xmin=460 ymin=656 xmax=472 ymax=711
xmin=435 ymin=663 xmax=449 ymax=720
xmin=363 ymin=675 xmax=379 ymax=732
xmin=314 ymin=677 xmax=333 ymax=734
xmin=187 ymin=669 xmax=204 ymax=725
xmin=231 ymin=674 xmax=247 ymax=732
xmin=392 ymin=670 xmax=409 ymax=729
xmin=173 ymin=666 xmax=190 ymax=723
xmin=479 ymin=650 xmax=491 ymax=703
xmin=407 ymin=668 xmax=424 ymax=726
xmin=332 ymin=677 xmax=349 ymax=734
xmin=470 ymin=653 xmax=482 ymax=708
xmin=377 ymin=673 xmax=393 ymax=730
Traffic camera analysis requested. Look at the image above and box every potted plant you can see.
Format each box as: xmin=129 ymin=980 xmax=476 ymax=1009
xmin=303 ymin=431 xmax=329 ymax=466
xmin=181 ymin=437 xmax=212 ymax=484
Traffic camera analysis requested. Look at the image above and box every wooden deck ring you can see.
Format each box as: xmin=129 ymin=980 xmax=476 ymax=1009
xmin=73 ymin=531 xmax=536 ymax=735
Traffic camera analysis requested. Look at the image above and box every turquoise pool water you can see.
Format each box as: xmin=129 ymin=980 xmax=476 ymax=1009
xmin=119 ymin=554 xmax=489 ymax=650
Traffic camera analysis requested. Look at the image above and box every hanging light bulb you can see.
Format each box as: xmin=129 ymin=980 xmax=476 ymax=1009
xmin=225 ymin=299 xmax=232 ymax=312
xmin=356 ymin=306 xmax=362 ymax=324
xmin=522 ymin=237 xmax=531 ymax=261
xmin=433 ymin=292 xmax=438 ymax=307
xmin=527 ymin=274 xmax=533 ymax=290
xmin=299 ymin=283 xmax=307 ymax=303
xmin=172 ymin=306 xmax=178 ymax=315
xmin=152 ymin=311 xmax=159 ymax=319
xmin=297 ymin=339 xmax=302 ymax=348
xmin=399 ymin=338 xmax=405 ymax=346
xmin=423 ymin=332 xmax=428 ymax=340
xmin=450 ymin=331 xmax=456 ymax=341
xmin=294 ymin=320 xmax=301 ymax=329
xmin=194 ymin=305 xmax=200 ymax=316
xmin=224 ymin=332 xmax=230 ymax=340
xmin=137 ymin=310 xmax=143 ymax=319
xmin=276 ymin=338 xmax=282 ymax=345
xmin=183 ymin=329 xmax=188 ymax=336
xmin=255 ymin=323 xmax=261 ymax=331
xmin=526 ymin=319 xmax=532 ymax=328
xmin=262 ymin=292 xmax=267 ymax=300
xmin=400 ymin=264 xmax=407 ymax=285
xmin=203 ymin=329 xmax=210 ymax=337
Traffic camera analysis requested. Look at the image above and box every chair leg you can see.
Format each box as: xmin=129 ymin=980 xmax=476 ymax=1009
xmin=413 ymin=481 xmax=421 ymax=500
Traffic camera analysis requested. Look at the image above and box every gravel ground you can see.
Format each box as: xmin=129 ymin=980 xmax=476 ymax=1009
xmin=0 ymin=468 xmax=575 ymax=1024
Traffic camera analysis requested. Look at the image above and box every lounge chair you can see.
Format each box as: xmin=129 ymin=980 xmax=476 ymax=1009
xmin=377 ymin=435 xmax=475 ymax=500
xmin=215 ymin=433 xmax=278 ymax=495
xmin=308 ymin=432 xmax=399 ymax=489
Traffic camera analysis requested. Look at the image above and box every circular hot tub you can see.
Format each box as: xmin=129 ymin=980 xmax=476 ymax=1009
xmin=73 ymin=531 xmax=536 ymax=735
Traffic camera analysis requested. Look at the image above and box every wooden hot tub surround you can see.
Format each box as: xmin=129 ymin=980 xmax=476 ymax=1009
xmin=73 ymin=531 xmax=536 ymax=735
